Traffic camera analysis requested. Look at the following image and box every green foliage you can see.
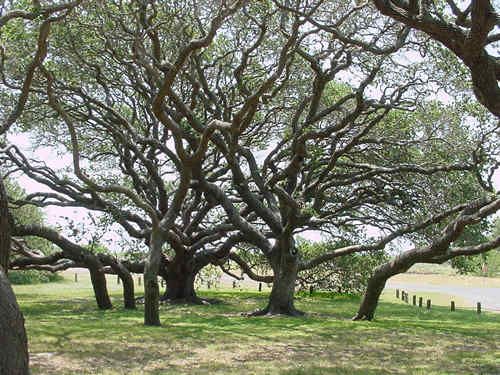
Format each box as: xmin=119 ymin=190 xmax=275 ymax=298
xmin=195 ymin=264 xmax=222 ymax=289
xmin=450 ymin=255 xmax=485 ymax=275
xmin=482 ymin=218 xmax=500 ymax=277
xmin=297 ymin=238 xmax=389 ymax=294
xmin=7 ymin=270 xmax=64 ymax=285
xmin=449 ymin=221 xmax=491 ymax=275
xmin=5 ymin=178 xmax=55 ymax=255
xmin=484 ymin=250 xmax=500 ymax=277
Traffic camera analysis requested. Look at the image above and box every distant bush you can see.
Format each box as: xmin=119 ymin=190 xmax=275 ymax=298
xmin=7 ymin=270 xmax=64 ymax=285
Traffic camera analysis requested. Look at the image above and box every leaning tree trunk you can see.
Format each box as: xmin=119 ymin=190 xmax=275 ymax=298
xmin=161 ymin=253 xmax=200 ymax=303
xmin=351 ymin=272 xmax=388 ymax=321
xmin=254 ymin=243 xmax=303 ymax=316
xmin=84 ymin=254 xmax=112 ymax=310
xmin=353 ymin=253 xmax=417 ymax=321
xmin=0 ymin=178 xmax=29 ymax=375
xmin=100 ymin=254 xmax=135 ymax=309
xmin=144 ymin=230 xmax=164 ymax=326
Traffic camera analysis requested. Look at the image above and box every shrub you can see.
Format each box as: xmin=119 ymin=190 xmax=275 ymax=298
xmin=7 ymin=270 xmax=64 ymax=285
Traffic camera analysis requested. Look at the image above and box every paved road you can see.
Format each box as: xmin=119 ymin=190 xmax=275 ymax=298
xmin=386 ymin=281 xmax=500 ymax=312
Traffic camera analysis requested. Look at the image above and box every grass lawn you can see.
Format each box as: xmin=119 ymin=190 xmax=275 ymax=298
xmin=13 ymin=274 xmax=500 ymax=375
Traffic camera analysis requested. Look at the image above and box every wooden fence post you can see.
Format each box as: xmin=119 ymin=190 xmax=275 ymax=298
xmin=401 ymin=291 xmax=405 ymax=301
xmin=138 ymin=276 xmax=141 ymax=286
xmin=396 ymin=289 xmax=399 ymax=298
xmin=477 ymin=302 xmax=481 ymax=314
xmin=74 ymin=273 xmax=78 ymax=282
xmin=117 ymin=275 xmax=120 ymax=284
xmin=233 ymin=281 xmax=236 ymax=288
xmin=412 ymin=295 xmax=416 ymax=306
xmin=426 ymin=299 xmax=431 ymax=310
xmin=259 ymin=283 xmax=262 ymax=292
xmin=419 ymin=297 xmax=423 ymax=307
xmin=451 ymin=301 xmax=455 ymax=311
xmin=309 ymin=285 xmax=314 ymax=296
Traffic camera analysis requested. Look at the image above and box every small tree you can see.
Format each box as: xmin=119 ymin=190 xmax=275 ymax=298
xmin=297 ymin=238 xmax=389 ymax=294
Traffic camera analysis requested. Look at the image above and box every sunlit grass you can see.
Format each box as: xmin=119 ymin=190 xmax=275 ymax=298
xmin=14 ymin=274 xmax=500 ymax=375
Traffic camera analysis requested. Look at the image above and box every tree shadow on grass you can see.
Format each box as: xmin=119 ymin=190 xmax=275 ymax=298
xmin=281 ymin=366 xmax=393 ymax=375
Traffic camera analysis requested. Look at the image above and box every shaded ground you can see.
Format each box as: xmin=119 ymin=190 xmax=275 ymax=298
xmin=13 ymin=275 xmax=500 ymax=375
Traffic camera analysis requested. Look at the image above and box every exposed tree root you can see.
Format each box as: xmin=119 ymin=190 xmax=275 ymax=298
xmin=247 ymin=306 xmax=305 ymax=317
xmin=351 ymin=313 xmax=372 ymax=321
xmin=135 ymin=294 xmax=220 ymax=306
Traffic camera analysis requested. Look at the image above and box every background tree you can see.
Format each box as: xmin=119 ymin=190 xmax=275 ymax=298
xmin=296 ymin=238 xmax=389 ymax=294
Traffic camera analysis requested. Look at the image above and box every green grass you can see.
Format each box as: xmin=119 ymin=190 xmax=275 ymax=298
xmin=14 ymin=274 xmax=500 ymax=375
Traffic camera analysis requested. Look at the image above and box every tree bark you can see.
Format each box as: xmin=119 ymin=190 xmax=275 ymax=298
xmin=0 ymin=269 xmax=30 ymax=375
xmin=161 ymin=253 xmax=200 ymax=303
xmin=99 ymin=254 xmax=135 ymax=309
xmin=0 ymin=178 xmax=29 ymax=374
xmin=0 ymin=178 xmax=11 ymax=272
xmin=352 ymin=273 xmax=388 ymax=321
xmin=162 ymin=271 xmax=198 ymax=301
xmin=352 ymin=251 xmax=419 ymax=321
xmin=253 ymin=242 xmax=303 ymax=316
xmin=84 ymin=254 xmax=113 ymax=310
xmin=144 ymin=230 xmax=164 ymax=326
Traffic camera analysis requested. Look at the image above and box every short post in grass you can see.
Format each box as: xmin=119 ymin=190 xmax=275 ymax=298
xmin=401 ymin=291 xmax=405 ymax=301
xmin=451 ymin=301 xmax=455 ymax=311
xmin=117 ymin=275 xmax=120 ymax=284
xmin=419 ymin=297 xmax=423 ymax=307
xmin=138 ymin=276 xmax=141 ymax=285
xmin=426 ymin=299 xmax=431 ymax=310
xmin=477 ymin=302 xmax=481 ymax=314
xmin=309 ymin=285 xmax=314 ymax=297
xmin=74 ymin=273 xmax=78 ymax=282
xmin=259 ymin=283 xmax=262 ymax=292
xmin=233 ymin=281 xmax=236 ymax=288
xmin=396 ymin=289 xmax=399 ymax=298
xmin=412 ymin=295 xmax=416 ymax=306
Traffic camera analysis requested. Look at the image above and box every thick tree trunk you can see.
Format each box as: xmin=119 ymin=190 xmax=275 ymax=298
xmin=163 ymin=271 xmax=198 ymax=301
xmin=161 ymin=254 xmax=199 ymax=303
xmin=353 ymin=253 xmax=417 ymax=321
xmin=144 ymin=230 xmax=164 ymax=326
xmin=253 ymin=242 xmax=303 ymax=316
xmin=352 ymin=274 xmax=388 ymax=321
xmin=0 ymin=269 xmax=30 ymax=375
xmin=85 ymin=254 xmax=112 ymax=310
xmin=0 ymin=178 xmax=29 ymax=374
